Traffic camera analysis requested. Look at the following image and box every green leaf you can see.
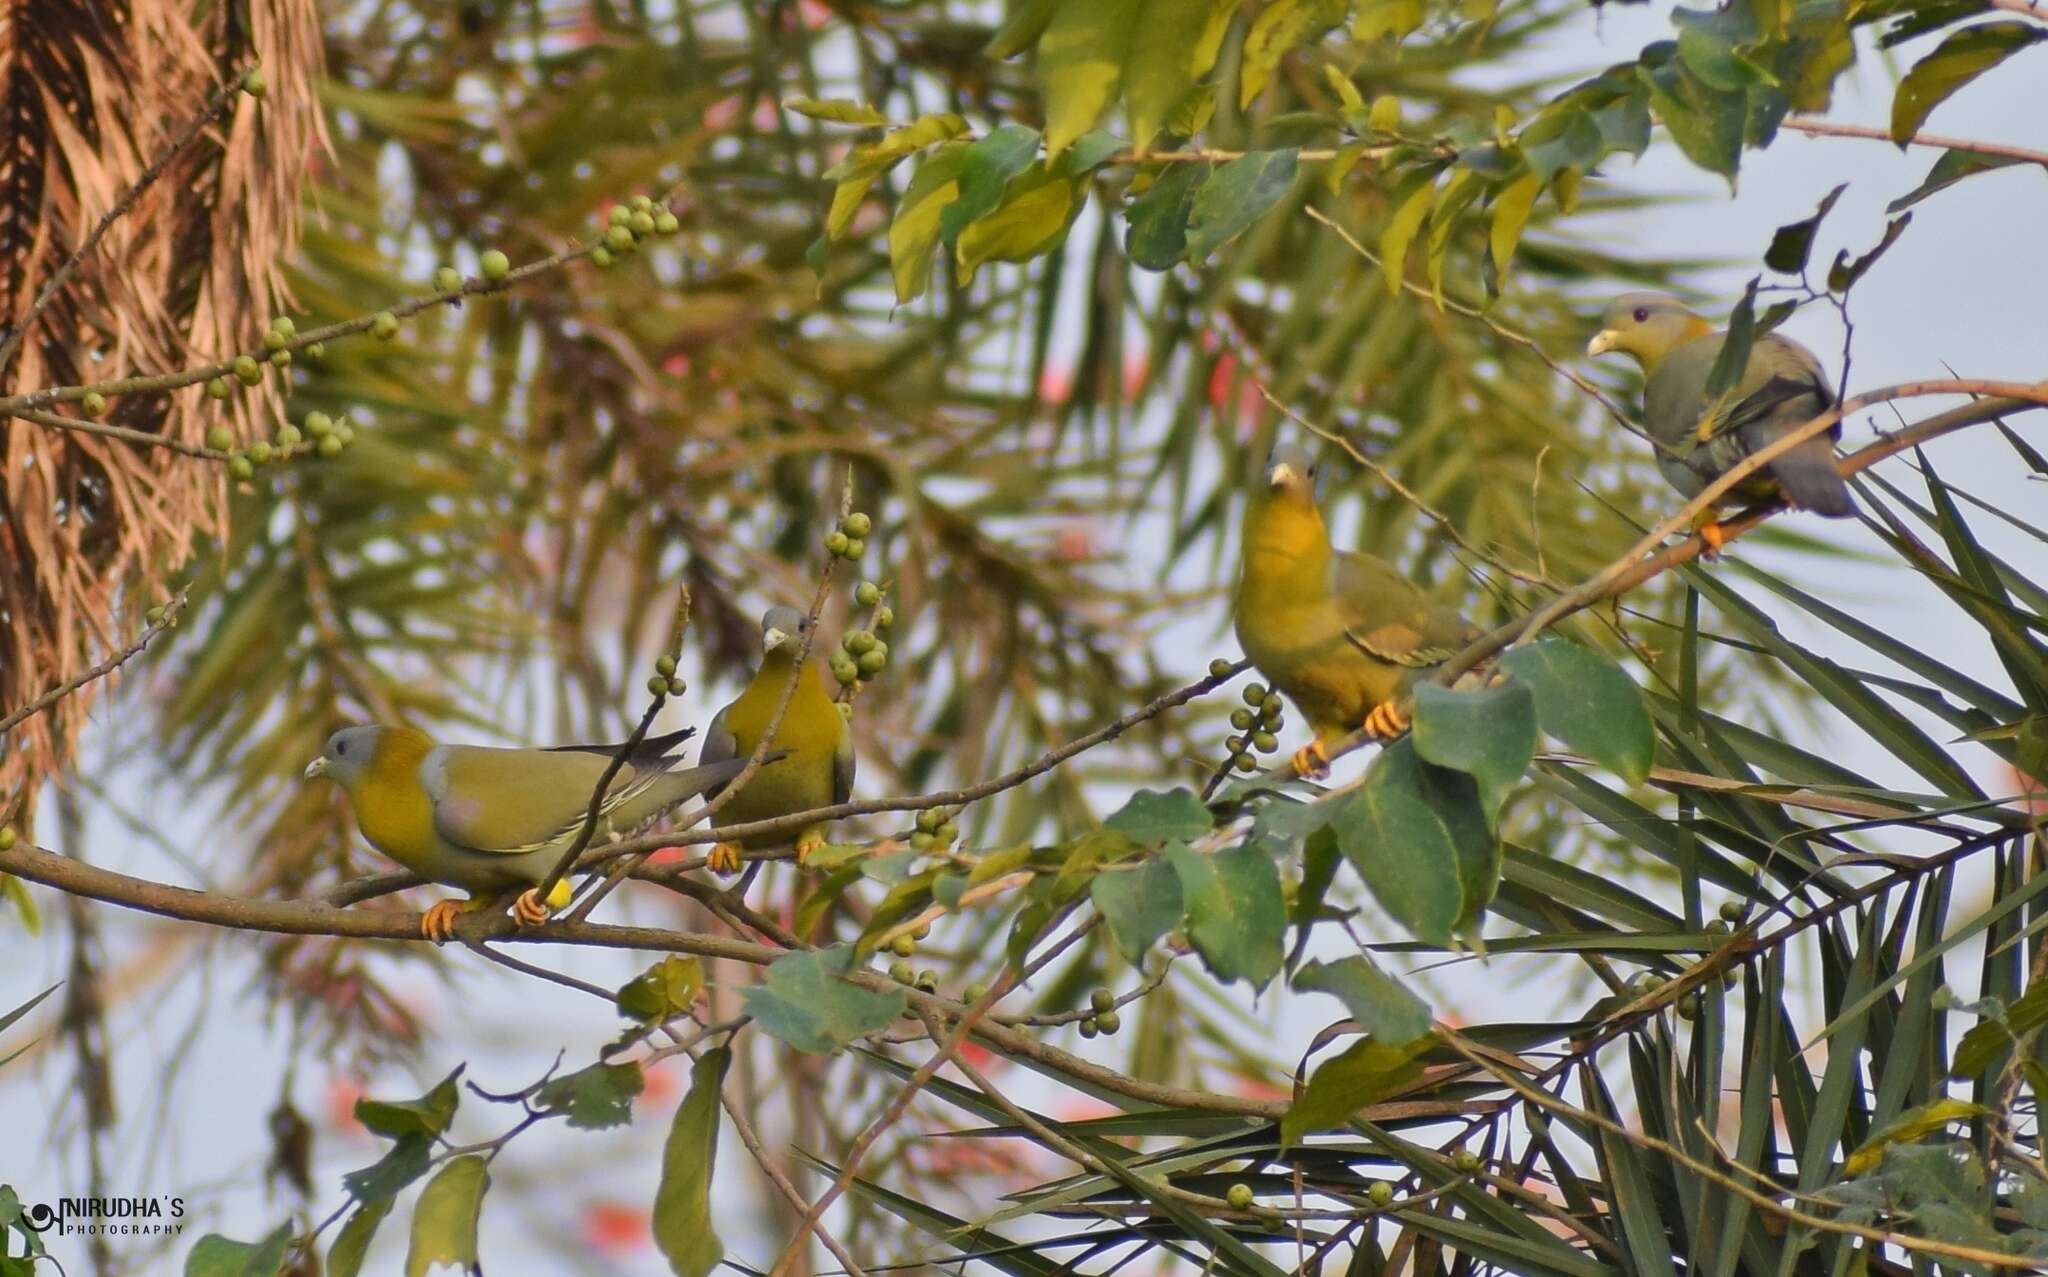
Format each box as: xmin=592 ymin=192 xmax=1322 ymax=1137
xmin=1639 ymin=49 xmax=1745 ymax=182
xmin=1054 ymin=128 xmax=1127 ymax=175
xmin=0 ymin=984 xmax=57 ymax=1043
xmin=1887 ymin=146 xmax=2028 ymax=213
xmin=824 ymin=113 xmax=971 ymax=239
xmin=654 ymin=1047 xmax=729 ymax=1277
xmin=741 ymin=945 xmax=906 ymax=1053
xmin=1372 ymin=740 xmax=1501 ymax=931
xmin=1378 ymin=173 xmax=1438 ymax=296
xmin=1891 ymin=21 xmax=2045 ymax=143
xmin=0 ymin=873 xmax=38 ymax=936
xmin=1091 ymin=857 xmax=1185 ymax=962
xmin=1843 ymin=1098 xmax=1987 ymax=1175
xmin=1591 ymin=88 xmax=1653 ymax=156
xmin=405 ymin=1155 xmax=488 ymax=1277
xmin=1519 ymin=109 xmax=1602 ymax=181
xmin=1183 ymin=150 xmax=1298 ymax=262
xmin=1240 ymin=0 xmax=1346 ymax=109
xmin=537 ymin=1061 xmax=645 ymax=1130
xmin=1280 ymin=1035 xmax=1431 ymax=1147
xmin=987 ymin=0 xmax=1060 ymax=58
xmin=1355 ymin=0 xmax=1427 ymax=41
xmin=889 ymin=142 xmax=967 ymax=303
xmin=1334 ymin=775 xmax=1462 ymax=944
xmin=1484 ymin=171 xmax=1544 ymax=295
xmin=341 ymin=1136 xmax=432 ymax=1204
xmin=956 ymin=164 xmax=1082 ymax=281
xmin=1953 ymin=979 xmax=2048 ymax=1076
xmin=1703 ymin=275 xmax=1760 ymax=405
xmin=785 ymin=98 xmax=890 ymax=127
xmin=1498 ymin=638 xmax=1653 ymax=785
xmin=1293 ymin=956 xmax=1432 ymax=1044
xmin=1765 ymin=182 xmax=1845 ymax=274
xmin=941 ymin=126 xmax=1041 ymax=244
xmin=616 ymin=956 xmax=705 ymax=1022
xmin=1124 ymin=0 xmax=1213 ymax=147
xmin=1826 ymin=213 xmax=1911 ymax=293
xmin=1123 ymin=160 xmax=1207 ymax=268
xmin=1167 ymin=841 xmax=1286 ymax=988
xmin=354 ymin=1066 xmax=462 ymax=1141
xmin=326 ymin=1198 xmax=393 ymax=1277
xmin=185 ymin=1225 xmax=293 ymax=1277
xmin=1106 ymin=786 xmax=1213 ymax=844
xmin=1412 ymin=679 xmax=1536 ymax=823
xmin=1039 ymin=0 xmax=1139 ymax=158
xmin=1424 ymin=168 xmax=1485 ymax=303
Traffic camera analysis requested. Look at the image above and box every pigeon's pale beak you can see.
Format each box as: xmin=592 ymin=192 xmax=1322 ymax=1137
xmin=1267 ymin=461 xmax=1298 ymax=489
xmin=1586 ymin=330 xmax=1620 ymax=357
xmin=763 ymin=627 xmax=790 ymax=652
xmin=303 ymin=757 xmax=329 ymax=780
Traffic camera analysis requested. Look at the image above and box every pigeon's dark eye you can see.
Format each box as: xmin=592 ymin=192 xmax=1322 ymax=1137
xmin=335 ymin=740 xmax=348 ymax=756
xmin=1632 ymin=306 xmax=1650 ymax=323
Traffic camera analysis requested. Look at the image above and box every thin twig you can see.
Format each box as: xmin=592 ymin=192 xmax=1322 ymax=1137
xmin=1782 ymin=116 xmax=2048 ymax=166
xmin=0 ymin=591 xmax=190 ymax=736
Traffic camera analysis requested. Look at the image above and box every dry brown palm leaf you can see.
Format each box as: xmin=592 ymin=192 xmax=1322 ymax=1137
xmin=0 ymin=0 xmax=327 ymax=823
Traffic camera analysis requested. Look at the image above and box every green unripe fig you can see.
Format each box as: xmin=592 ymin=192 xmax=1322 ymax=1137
xmin=1367 ymin=1181 xmax=1393 ymax=1207
xmin=1225 ymin=1183 xmax=1253 ymax=1210
xmin=1243 ymin=684 xmax=1267 ymax=707
xmin=609 ymin=204 xmax=634 ymax=226
xmin=629 ymin=211 xmax=656 ymax=236
xmin=275 ymin=423 xmax=301 ymax=447
xmin=305 ymin=342 xmax=327 ymax=360
xmin=830 ymin=655 xmax=860 ymax=685
xmin=963 ymin=982 xmax=989 ymax=1003
xmin=479 ymin=249 xmax=510 ymax=281
xmin=248 ymin=440 xmax=273 ymax=464
xmin=844 ymin=631 xmax=877 ymax=656
xmin=1234 ymin=754 xmax=1258 ymax=772
xmin=1095 ymin=1009 xmax=1121 ymax=1033
xmin=228 ymin=454 xmax=255 ymax=481
xmin=1451 ymin=1150 xmax=1480 ymax=1173
xmin=605 ymin=225 xmax=635 ymax=252
xmin=914 ymin=970 xmax=938 ymax=993
xmin=1078 ymin=1017 xmax=1098 ymax=1038
xmin=316 ymin=435 xmax=344 ymax=459
xmin=856 ymin=648 xmax=886 ymax=677
xmin=627 ymin=194 xmax=653 ymax=213
xmin=933 ymin=820 xmax=957 ymax=844
xmin=233 ymin=355 xmax=262 ymax=384
xmin=855 ymin=581 xmax=881 ymax=606
xmin=889 ymin=960 xmax=914 ymax=984
xmin=1230 ymin=708 xmax=1255 ymax=731
xmin=0 ymin=827 xmax=15 ymax=850
xmin=667 ymin=678 xmax=686 ymax=697
xmin=206 ymin=377 xmax=231 ymax=400
xmin=823 ymin=531 xmax=850 ymax=556
xmin=871 ymin=605 xmax=894 ymax=630
xmin=82 ymin=391 xmax=107 ymax=416
xmin=1090 ymin=988 xmax=1115 ymax=1013
xmin=841 ymin=512 xmax=873 ymax=538
xmin=591 ymin=246 xmax=614 ymax=269
xmin=655 ymin=654 xmax=677 ymax=677
xmin=304 ymin=412 xmax=333 ymax=437
xmin=205 ymin=425 xmax=235 ymax=452
xmin=241 ymin=67 xmax=266 ymax=97
xmin=653 ymin=210 xmax=680 ymax=235
xmin=268 ymin=348 xmax=291 ymax=368
xmin=1209 ymin=658 xmax=1234 ymax=678
xmin=1251 ymin=731 xmax=1279 ymax=753
xmin=435 ymin=266 xmax=463 ymax=292
xmin=371 ymin=311 xmax=399 ymax=340
xmin=890 ymin=933 xmax=916 ymax=957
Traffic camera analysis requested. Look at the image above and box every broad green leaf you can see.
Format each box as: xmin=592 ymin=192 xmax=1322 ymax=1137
xmin=537 ymin=1061 xmax=644 ymax=1130
xmin=0 ymin=874 xmax=38 ymax=936
xmin=824 ymin=113 xmax=971 ymax=239
xmin=1334 ymin=775 xmax=1462 ymax=944
xmin=1519 ymin=109 xmax=1601 ymax=181
xmin=1826 ymin=213 xmax=1911 ymax=293
xmin=1039 ymin=0 xmax=1139 ymax=158
xmin=1765 ymin=182 xmax=1845 ymax=274
xmin=1412 ymin=678 xmax=1536 ymax=823
xmin=889 ymin=143 xmax=967 ymax=303
xmin=1703 ymin=275 xmax=1760 ymax=405
xmin=987 ymin=0 xmax=1059 ymax=58
xmin=1123 ymin=160 xmax=1207 ymax=268
xmin=941 ymin=126 xmax=1042 ymax=244
xmin=1888 ymin=146 xmax=2029 ymax=213
xmin=1091 ymin=857 xmax=1184 ymax=962
xmin=1280 ymin=1035 xmax=1431 ymax=1146
xmin=1240 ymin=0 xmax=1346 ymax=108
xmin=1293 ymin=956 xmax=1432 ymax=1043
xmin=1424 ymin=167 xmax=1485 ymax=302
xmin=1372 ymin=741 xmax=1501 ymax=930
xmin=1843 ymin=1098 xmax=1987 ymax=1175
xmin=1124 ymin=0 xmax=1213 ymax=147
xmin=785 ymin=98 xmax=889 ymax=127
xmin=654 ymin=1047 xmax=729 ymax=1277
xmin=1485 ymin=171 xmax=1544 ymax=294
xmin=1355 ymin=0 xmax=1426 ymax=41
xmin=1639 ymin=49 xmax=1745 ymax=182
xmin=1953 ymin=978 xmax=2048 ymax=1076
xmin=1167 ymin=841 xmax=1285 ymax=988
xmin=1184 ymin=150 xmax=1298 ymax=261
xmin=341 ymin=1137 xmax=432 ymax=1204
xmin=1498 ymin=638 xmax=1653 ymax=784
xmin=956 ymin=165 xmax=1081 ymax=281
xmin=1055 ymin=129 xmax=1127 ymax=177
xmin=1104 ymin=787 xmax=1213 ymax=844
xmin=1378 ymin=174 xmax=1438 ymax=296
xmin=617 ymin=956 xmax=705 ymax=1022
xmin=1891 ymin=22 xmax=2045 ymax=143
xmin=1591 ymin=87 xmax=1653 ymax=156
xmin=354 ymin=1066 xmax=462 ymax=1141
xmin=405 ymin=1155 xmax=488 ymax=1277
xmin=185 ymin=1225 xmax=292 ymax=1277
xmin=741 ymin=945 xmax=906 ymax=1053
xmin=327 ymin=1198 xmax=393 ymax=1277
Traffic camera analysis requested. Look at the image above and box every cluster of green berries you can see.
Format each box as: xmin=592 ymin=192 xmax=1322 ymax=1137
xmin=207 ymin=408 xmax=351 ymax=480
xmin=256 ymin=316 xmax=317 ymax=369
xmin=908 ymin=805 xmax=958 ymax=854
xmin=830 ymin=627 xmax=889 ymax=686
xmin=590 ymin=194 xmax=681 ymax=269
xmin=645 ymin=653 xmax=687 ymax=699
xmin=886 ymin=926 xmax=939 ymax=991
xmin=1222 ymin=677 xmax=1287 ymax=773
xmin=1076 ymin=987 xmax=1122 ymax=1038
xmin=824 ymin=511 xmax=871 ymax=561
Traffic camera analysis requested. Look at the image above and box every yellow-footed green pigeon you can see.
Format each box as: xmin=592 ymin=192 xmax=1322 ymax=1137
xmin=305 ymin=724 xmax=747 ymax=941
xmin=1588 ymin=292 xmax=1857 ymax=548
xmin=1234 ymin=443 xmax=1482 ymax=778
xmin=699 ymin=605 xmax=854 ymax=871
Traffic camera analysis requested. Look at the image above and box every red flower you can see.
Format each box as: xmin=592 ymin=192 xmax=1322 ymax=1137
xmin=580 ymin=1201 xmax=650 ymax=1254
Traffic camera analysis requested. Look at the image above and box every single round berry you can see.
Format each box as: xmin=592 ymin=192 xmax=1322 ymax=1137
xmin=1234 ymin=754 xmax=1258 ymax=772
xmin=0 ymin=827 xmax=14 ymax=851
xmin=1260 ymin=692 xmax=1283 ymax=714
xmin=1367 ymin=1181 xmax=1394 ymax=1207
xmin=206 ymin=377 xmax=231 ymax=400
xmin=81 ymin=391 xmax=107 ymax=417
xmin=963 ymin=981 xmax=989 ymax=1003
xmin=305 ymin=411 xmax=334 ymax=438
xmin=824 ymin=531 xmax=850 ymax=557
xmin=1718 ymin=900 xmax=1748 ymax=924
xmin=655 ymin=654 xmax=678 ymax=678
xmin=1251 ymin=731 xmax=1278 ymax=753
xmin=1209 ymin=657 xmax=1234 ymax=678
xmin=653 ymin=210 xmax=680 ymax=235
xmin=605 ymin=225 xmax=635 ymax=252
xmin=891 ymin=933 xmax=916 ymax=958
xmin=830 ymin=655 xmax=860 ymax=686
xmin=268 ymin=348 xmax=291 ymax=368
xmin=857 ymin=648 xmax=887 ymax=677
xmin=316 ymin=435 xmax=344 ymax=459
xmin=842 ymin=537 xmax=865 ymax=558
xmin=1451 ymin=1150 xmax=1480 ymax=1173
xmin=272 ymin=316 xmax=296 ymax=338
xmin=1225 ymin=1183 xmax=1254 ymax=1210
xmin=1627 ymin=971 xmax=1660 ymax=997
xmin=667 ymin=677 xmax=687 ymax=696
xmin=1090 ymin=988 xmax=1115 ymax=1013
xmin=855 ymin=581 xmax=881 ymax=607
xmin=934 ymin=820 xmax=958 ymax=844
xmin=228 ymin=454 xmax=255 ymax=481
xmin=248 ymin=440 xmax=273 ymax=464
xmin=1676 ymin=993 xmax=1701 ymax=1020
xmin=1230 ymin=708 xmax=1255 ymax=731
xmin=241 ymin=66 xmax=266 ymax=97
xmin=889 ymin=960 xmax=914 ymax=984
xmin=435 ymin=266 xmax=463 ymax=292
xmin=263 ymin=327 xmax=289 ymax=352
xmin=305 ymin=342 xmax=327 ymax=360
xmin=841 ymin=512 xmax=873 ymax=538
xmin=1243 ymin=684 xmax=1268 ymax=707
xmin=1706 ymin=919 xmax=1731 ymax=936
xmin=1225 ymin=736 xmax=1245 ymax=754
xmin=627 ymin=194 xmax=653 ymax=213
xmin=609 ymin=204 xmax=634 ymax=226
xmin=275 ymin=423 xmax=301 ymax=447
xmin=908 ymin=831 xmax=936 ymax=852
xmin=872 ymin=605 xmax=894 ymax=630
xmin=844 ymin=631 xmax=877 ymax=656
xmin=916 ymin=808 xmax=944 ymax=833
xmin=1078 ymin=1017 xmax=1098 ymax=1038
xmin=233 ymin=355 xmax=262 ymax=384
xmin=647 ymin=675 xmax=669 ymax=696
xmin=479 ymin=249 xmax=511 ymax=281
xmin=371 ymin=311 xmax=399 ymax=340
xmin=835 ymin=701 xmax=852 ymax=720
xmin=629 ymin=211 xmax=656 ymax=236
xmin=1095 ymin=1009 xmax=1121 ymax=1033
xmin=205 ymin=425 xmax=235 ymax=452
xmin=591 ymin=246 xmax=615 ymax=269
xmin=914 ymin=970 xmax=938 ymax=993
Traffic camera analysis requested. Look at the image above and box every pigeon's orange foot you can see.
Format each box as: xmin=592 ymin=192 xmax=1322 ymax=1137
xmin=1364 ymin=701 xmax=1410 ymax=740
xmin=706 ymin=843 xmax=742 ymax=875
xmin=513 ymin=888 xmax=554 ymax=928
xmin=794 ymin=830 xmax=826 ymax=868
xmin=421 ymin=899 xmax=476 ymax=945
xmin=1698 ymin=519 xmax=1733 ymax=557
xmin=1291 ymin=739 xmax=1332 ymax=780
